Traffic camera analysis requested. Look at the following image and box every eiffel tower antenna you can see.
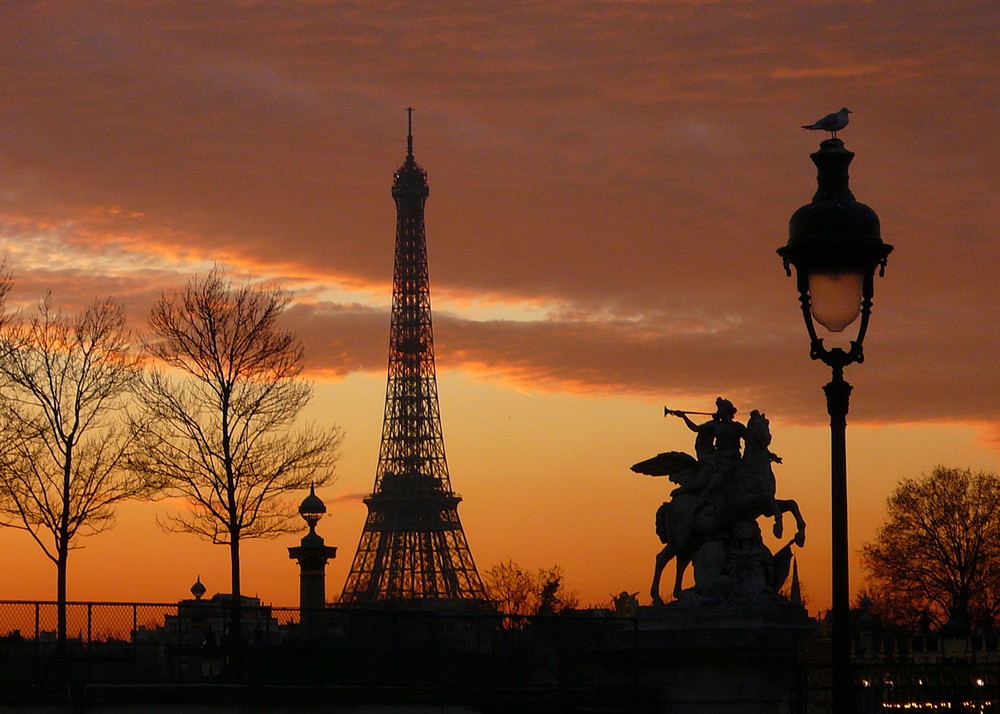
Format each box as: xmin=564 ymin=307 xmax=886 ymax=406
xmin=340 ymin=109 xmax=487 ymax=605
xmin=406 ymin=106 xmax=414 ymax=159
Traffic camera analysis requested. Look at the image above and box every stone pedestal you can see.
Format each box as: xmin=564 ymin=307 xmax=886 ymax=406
xmin=288 ymin=532 xmax=337 ymax=612
xmin=623 ymin=603 xmax=816 ymax=713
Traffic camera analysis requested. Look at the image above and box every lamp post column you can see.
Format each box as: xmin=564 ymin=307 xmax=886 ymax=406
xmin=825 ymin=365 xmax=853 ymax=712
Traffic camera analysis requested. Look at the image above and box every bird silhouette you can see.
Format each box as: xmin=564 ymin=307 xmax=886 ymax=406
xmin=801 ymin=107 xmax=851 ymax=137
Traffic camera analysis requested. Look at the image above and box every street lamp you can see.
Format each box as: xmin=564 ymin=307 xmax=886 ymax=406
xmin=778 ymin=136 xmax=892 ymax=712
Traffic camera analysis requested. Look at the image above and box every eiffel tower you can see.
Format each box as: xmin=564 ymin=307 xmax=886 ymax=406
xmin=340 ymin=110 xmax=487 ymax=605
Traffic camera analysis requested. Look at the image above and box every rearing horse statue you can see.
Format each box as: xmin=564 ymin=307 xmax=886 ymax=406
xmin=633 ymin=409 xmax=806 ymax=606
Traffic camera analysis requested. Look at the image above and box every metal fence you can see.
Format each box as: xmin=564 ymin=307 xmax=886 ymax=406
xmin=0 ymin=600 xmax=996 ymax=713
xmin=0 ymin=600 xmax=641 ymax=690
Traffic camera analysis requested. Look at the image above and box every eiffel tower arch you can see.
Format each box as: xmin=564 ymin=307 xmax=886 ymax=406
xmin=340 ymin=110 xmax=488 ymax=606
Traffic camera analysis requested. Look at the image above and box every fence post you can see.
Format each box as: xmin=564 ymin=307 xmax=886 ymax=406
xmin=34 ymin=602 xmax=40 ymax=662
xmin=132 ymin=604 xmax=139 ymax=681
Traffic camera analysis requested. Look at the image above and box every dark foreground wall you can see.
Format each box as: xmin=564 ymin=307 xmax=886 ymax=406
xmin=1 ymin=602 xmax=996 ymax=713
xmin=0 ymin=684 xmax=660 ymax=714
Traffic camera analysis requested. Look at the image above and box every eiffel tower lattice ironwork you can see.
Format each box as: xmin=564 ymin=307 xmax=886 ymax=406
xmin=340 ymin=110 xmax=487 ymax=604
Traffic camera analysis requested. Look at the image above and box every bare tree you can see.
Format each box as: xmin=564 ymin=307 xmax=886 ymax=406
xmin=483 ymin=560 xmax=580 ymax=616
xmin=861 ymin=466 xmax=1000 ymax=629
xmin=0 ymin=295 xmax=152 ymax=653
xmin=128 ymin=270 xmax=342 ymax=620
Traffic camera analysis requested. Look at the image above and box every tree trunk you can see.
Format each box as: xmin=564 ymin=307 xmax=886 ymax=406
xmin=56 ymin=547 xmax=68 ymax=659
xmin=229 ymin=535 xmax=242 ymax=644
xmin=58 ymin=453 xmax=71 ymax=664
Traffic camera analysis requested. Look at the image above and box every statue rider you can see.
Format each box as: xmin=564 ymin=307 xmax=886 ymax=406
xmin=666 ymin=397 xmax=747 ymax=502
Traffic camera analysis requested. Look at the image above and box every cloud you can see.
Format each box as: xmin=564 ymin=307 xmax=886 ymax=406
xmin=326 ymin=491 xmax=370 ymax=506
xmin=0 ymin=0 xmax=996 ymax=435
xmin=290 ymin=288 xmax=1000 ymax=431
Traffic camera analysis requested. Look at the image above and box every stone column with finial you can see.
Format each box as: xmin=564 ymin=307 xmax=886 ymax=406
xmin=288 ymin=485 xmax=337 ymax=614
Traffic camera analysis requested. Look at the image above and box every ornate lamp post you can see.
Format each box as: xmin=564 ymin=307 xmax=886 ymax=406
xmin=778 ymin=136 xmax=892 ymax=712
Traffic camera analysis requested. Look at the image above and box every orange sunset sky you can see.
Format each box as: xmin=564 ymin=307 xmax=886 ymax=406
xmin=0 ymin=1 xmax=998 ymax=615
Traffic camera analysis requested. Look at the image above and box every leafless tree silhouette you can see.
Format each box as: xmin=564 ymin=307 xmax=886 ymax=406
xmin=862 ymin=466 xmax=1000 ymax=628
xmin=483 ymin=560 xmax=579 ymax=617
xmin=128 ymin=270 xmax=342 ymax=626
xmin=0 ymin=294 xmax=154 ymax=653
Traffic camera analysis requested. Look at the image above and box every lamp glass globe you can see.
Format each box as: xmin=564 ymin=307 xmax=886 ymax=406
xmin=808 ymin=271 xmax=864 ymax=332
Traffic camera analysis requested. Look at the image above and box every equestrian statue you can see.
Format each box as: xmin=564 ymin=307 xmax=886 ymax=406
xmin=632 ymin=398 xmax=806 ymax=607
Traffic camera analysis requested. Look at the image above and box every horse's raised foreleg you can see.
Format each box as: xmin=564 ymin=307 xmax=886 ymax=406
xmin=771 ymin=499 xmax=784 ymax=539
xmin=652 ymin=544 xmax=675 ymax=607
xmin=776 ymin=498 xmax=806 ymax=546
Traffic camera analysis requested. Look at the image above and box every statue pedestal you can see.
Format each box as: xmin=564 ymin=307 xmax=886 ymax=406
xmin=624 ymin=603 xmax=816 ymax=714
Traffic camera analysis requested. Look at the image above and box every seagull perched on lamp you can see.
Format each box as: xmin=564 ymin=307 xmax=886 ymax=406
xmin=802 ymin=107 xmax=851 ymax=137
